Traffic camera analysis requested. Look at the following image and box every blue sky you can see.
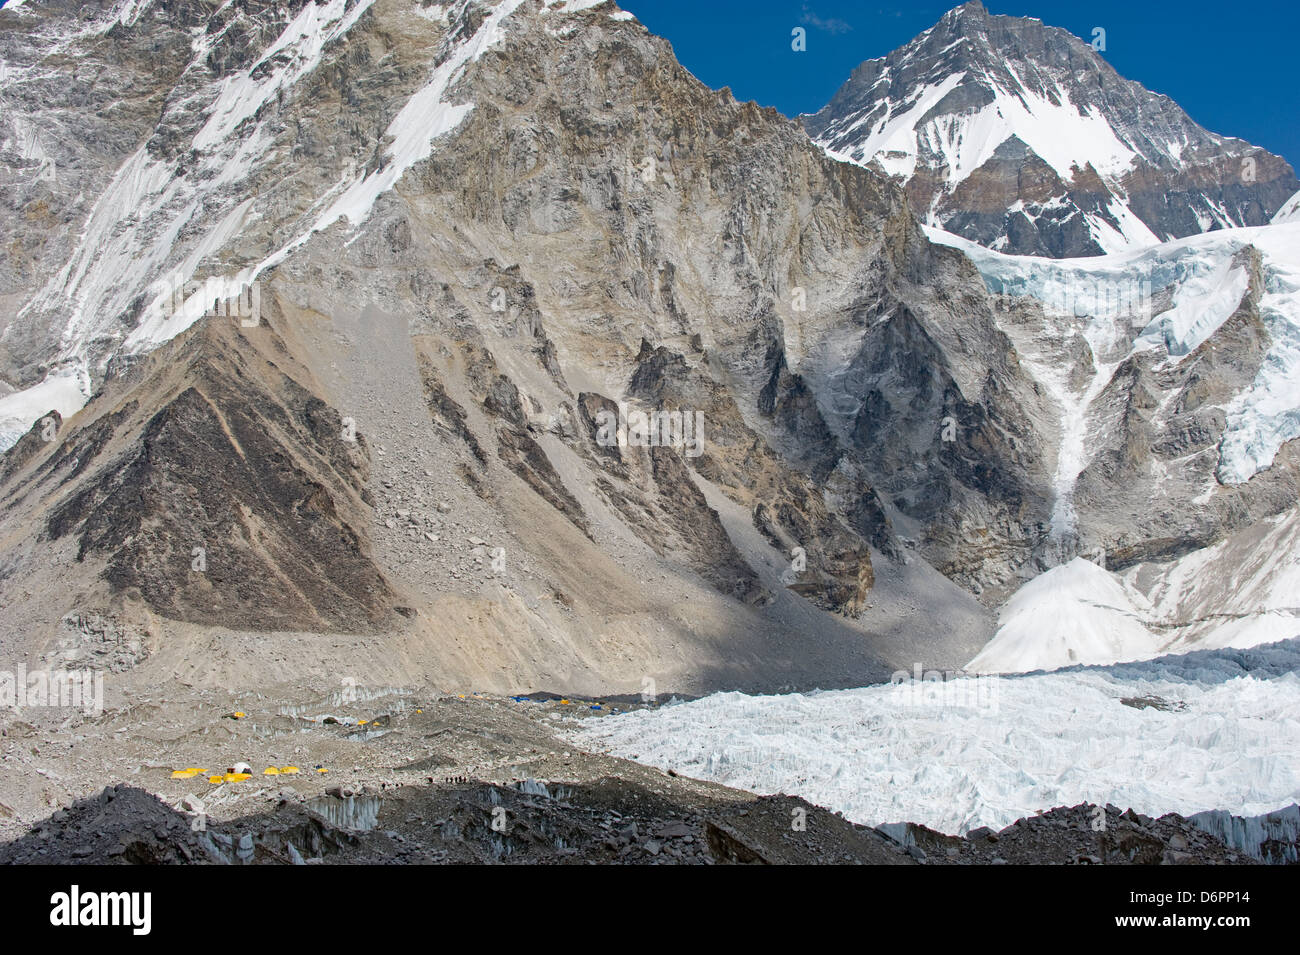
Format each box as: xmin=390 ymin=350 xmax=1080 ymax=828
xmin=619 ymin=0 xmax=1300 ymax=168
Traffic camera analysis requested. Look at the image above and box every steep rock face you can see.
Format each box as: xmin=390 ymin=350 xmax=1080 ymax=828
xmin=1070 ymin=247 xmax=1300 ymax=566
xmin=0 ymin=407 xmax=59 ymax=485
xmin=0 ymin=0 xmax=1043 ymax=687
xmin=458 ymin=341 xmax=593 ymax=537
xmin=804 ymin=1 xmax=1299 ymax=257
xmin=934 ymin=223 xmax=1300 ymax=576
xmin=0 ymin=0 xmax=334 ymax=382
xmin=458 ymin=4 xmax=1052 ymax=597
xmin=566 ymin=388 xmax=772 ymax=607
xmin=618 ymin=339 xmax=870 ymax=612
xmin=3 ymin=1 xmax=1298 ymax=688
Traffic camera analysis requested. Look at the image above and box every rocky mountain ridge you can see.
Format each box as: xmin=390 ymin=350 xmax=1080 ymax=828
xmin=1 ymin=0 xmax=1007 ymax=696
xmin=0 ymin=0 xmax=1296 ymax=693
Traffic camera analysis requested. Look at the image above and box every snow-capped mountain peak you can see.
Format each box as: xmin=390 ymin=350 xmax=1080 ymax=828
xmin=804 ymin=1 xmax=1299 ymax=258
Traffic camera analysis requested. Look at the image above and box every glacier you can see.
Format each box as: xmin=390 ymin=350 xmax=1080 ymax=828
xmin=572 ymin=639 xmax=1300 ymax=839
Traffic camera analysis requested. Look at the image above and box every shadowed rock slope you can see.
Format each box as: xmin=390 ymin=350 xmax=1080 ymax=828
xmin=3 ymin=314 xmax=399 ymax=632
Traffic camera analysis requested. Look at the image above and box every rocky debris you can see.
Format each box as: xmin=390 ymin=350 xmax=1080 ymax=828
xmin=880 ymin=804 xmax=1259 ymax=865
xmin=49 ymin=611 xmax=150 ymax=672
xmin=703 ymin=796 xmax=912 ymax=865
xmin=0 ymin=785 xmax=214 ymax=865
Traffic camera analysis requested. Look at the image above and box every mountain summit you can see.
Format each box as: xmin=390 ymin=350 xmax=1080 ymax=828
xmin=803 ymin=1 xmax=1299 ymax=257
